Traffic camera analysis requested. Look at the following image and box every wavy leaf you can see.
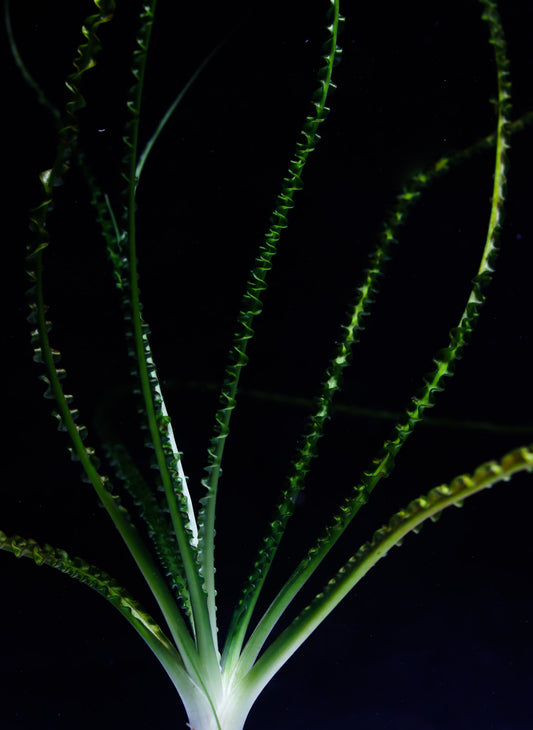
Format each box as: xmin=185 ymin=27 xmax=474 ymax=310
xmin=209 ymin=0 xmax=345 ymax=670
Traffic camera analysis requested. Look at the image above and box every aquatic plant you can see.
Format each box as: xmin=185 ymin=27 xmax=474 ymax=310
xmin=3 ymin=0 xmax=532 ymax=728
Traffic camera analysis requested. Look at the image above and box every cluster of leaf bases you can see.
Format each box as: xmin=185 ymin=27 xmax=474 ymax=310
xmin=3 ymin=1 xmax=533 ymax=729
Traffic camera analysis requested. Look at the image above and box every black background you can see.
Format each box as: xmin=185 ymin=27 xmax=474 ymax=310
xmin=2 ymin=1 xmax=533 ymax=728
